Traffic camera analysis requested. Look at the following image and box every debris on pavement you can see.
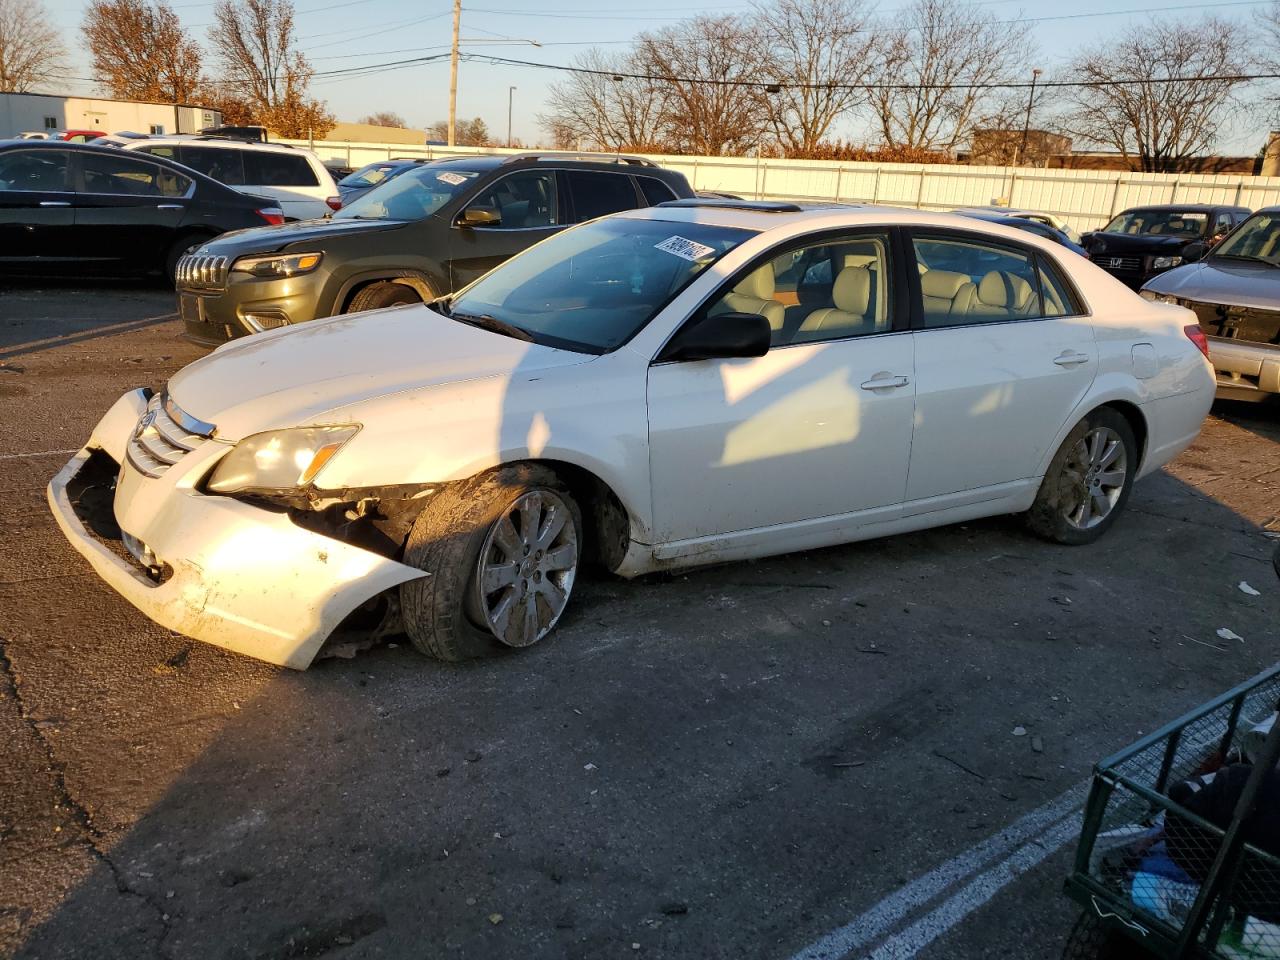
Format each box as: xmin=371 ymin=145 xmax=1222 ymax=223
xmin=1238 ymin=581 xmax=1261 ymax=596
xmin=1216 ymin=628 xmax=1245 ymax=643
xmin=1012 ymin=726 xmax=1027 ymax=737
xmin=488 ymin=913 xmax=503 ymax=925
xmin=1031 ymin=736 xmax=1044 ymax=753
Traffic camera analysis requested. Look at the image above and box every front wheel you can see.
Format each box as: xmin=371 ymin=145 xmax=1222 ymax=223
xmin=1026 ymin=407 xmax=1137 ymax=545
xmin=399 ymin=465 xmax=582 ymax=662
xmin=345 ymin=281 xmax=422 ymax=313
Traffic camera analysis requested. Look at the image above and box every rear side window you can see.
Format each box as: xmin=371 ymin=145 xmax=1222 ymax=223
xmin=913 ymin=235 xmax=1043 ymax=328
xmin=567 ymin=170 xmax=639 ymax=222
xmin=243 ymin=151 xmax=319 ymax=187
xmin=176 ymin=146 xmax=246 ymax=185
xmin=1036 ymin=255 xmax=1081 ymax=318
xmin=637 ymin=176 xmax=676 ymax=206
xmin=78 ymin=152 xmax=191 ymax=198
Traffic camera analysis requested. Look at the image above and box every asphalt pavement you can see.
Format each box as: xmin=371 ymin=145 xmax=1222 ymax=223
xmin=1 ymin=284 xmax=1277 ymax=960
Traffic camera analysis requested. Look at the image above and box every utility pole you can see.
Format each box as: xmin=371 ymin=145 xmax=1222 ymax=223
xmin=1016 ymin=67 xmax=1042 ymax=167
xmin=448 ymin=0 xmax=461 ymax=147
xmin=507 ymin=86 xmax=516 ymax=148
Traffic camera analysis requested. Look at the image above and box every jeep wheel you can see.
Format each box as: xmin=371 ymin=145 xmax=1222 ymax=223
xmin=345 ymin=282 xmax=422 ymax=313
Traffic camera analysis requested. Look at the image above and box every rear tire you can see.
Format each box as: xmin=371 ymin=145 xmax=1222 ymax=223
xmin=345 ymin=282 xmax=422 ymax=313
xmin=1026 ymin=407 xmax=1137 ymax=545
xmin=399 ymin=465 xmax=582 ymax=662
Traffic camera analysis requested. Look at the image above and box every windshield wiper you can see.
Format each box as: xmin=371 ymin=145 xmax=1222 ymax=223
xmin=451 ymin=311 xmax=533 ymax=342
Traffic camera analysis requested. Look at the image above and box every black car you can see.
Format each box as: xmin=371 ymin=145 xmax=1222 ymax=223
xmin=336 ymin=158 xmax=427 ymax=206
xmin=175 ymin=152 xmax=695 ymax=345
xmin=0 ymin=140 xmax=284 ymax=281
xmin=953 ymin=209 xmax=1087 ymax=255
xmin=1081 ymin=203 xmax=1250 ymax=288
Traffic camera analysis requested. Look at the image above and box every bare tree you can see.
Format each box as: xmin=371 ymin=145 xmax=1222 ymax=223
xmin=751 ymin=0 xmax=879 ymax=157
xmin=636 ymin=15 xmax=770 ymax=156
xmin=208 ymin=0 xmax=333 ymax=138
xmin=361 ymin=111 xmax=407 ymax=128
xmin=0 ymin=0 xmax=64 ymax=93
xmin=867 ymin=0 xmax=1031 ymax=154
xmin=1061 ymin=17 xmax=1248 ymax=172
xmin=541 ymin=49 xmax=667 ymax=152
xmin=428 ymin=117 xmax=491 ymax=146
xmin=83 ymin=0 xmax=202 ymax=103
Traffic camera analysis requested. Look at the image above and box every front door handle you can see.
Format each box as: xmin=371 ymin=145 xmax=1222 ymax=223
xmin=1053 ymin=351 xmax=1091 ymax=367
xmin=39 ymin=201 xmax=70 ymax=207
xmin=156 ymin=204 xmax=184 ymax=210
xmin=860 ymin=373 xmax=911 ymax=391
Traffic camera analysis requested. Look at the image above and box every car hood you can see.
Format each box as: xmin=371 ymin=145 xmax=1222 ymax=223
xmin=1144 ymin=258 xmax=1280 ymax=309
xmin=167 ymin=305 xmax=595 ymax=440
xmin=1082 ymin=232 xmax=1194 ymax=255
xmin=195 ymin=217 xmax=409 ymax=258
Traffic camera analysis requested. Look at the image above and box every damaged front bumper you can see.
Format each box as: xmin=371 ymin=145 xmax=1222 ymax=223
xmin=46 ymin=389 xmax=427 ymax=670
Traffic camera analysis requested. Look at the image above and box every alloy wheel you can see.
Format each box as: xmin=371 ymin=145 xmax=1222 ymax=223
xmin=1062 ymin=426 xmax=1127 ymax=530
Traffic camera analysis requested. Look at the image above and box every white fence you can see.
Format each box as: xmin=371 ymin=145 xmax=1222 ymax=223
xmin=283 ymin=138 xmax=1280 ymax=233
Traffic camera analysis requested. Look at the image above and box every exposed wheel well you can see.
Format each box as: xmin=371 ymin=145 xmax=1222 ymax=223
xmin=504 ymin=459 xmax=632 ymax=572
xmin=1098 ymin=400 xmax=1148 ymax=469
xmin=340 ymin=276 xmax=433 ymax=312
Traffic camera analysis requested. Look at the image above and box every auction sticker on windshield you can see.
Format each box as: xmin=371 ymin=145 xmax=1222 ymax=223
xmin=436 ymin=171 xmax=469 ymax=186
xmin=654 ymin=236 xmax=717 ymax=261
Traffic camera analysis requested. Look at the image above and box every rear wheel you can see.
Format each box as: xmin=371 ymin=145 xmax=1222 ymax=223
xmin=399 ymin=465 xmax=582 ymax=662
xmin=345 ymin=281 xmax=422 ymax=313
xmin=1026 ymin=407 xmax=1137 ymax=545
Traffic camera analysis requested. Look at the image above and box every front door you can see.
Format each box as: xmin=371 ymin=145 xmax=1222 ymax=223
xmin=647 ymin=231 xmax=917 ymax=543
xmin=69 ymin=152 xmax=191 ymax=272
xmin=447 ymin=169 xmax=562 ymax=289
xmin=905 ymin=231 xmax=1098 ymax=505
xmin=0 ymin=148 xmax=75 ymax=265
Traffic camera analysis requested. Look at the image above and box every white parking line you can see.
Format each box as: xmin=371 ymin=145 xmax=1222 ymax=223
xmin=788 ymin=781 xmax=1087 ymax=960
xmin=0 ymin=449 xmax=77 ymax=461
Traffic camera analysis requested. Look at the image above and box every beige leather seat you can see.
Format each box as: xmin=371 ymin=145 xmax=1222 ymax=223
xmin=715 ymin=265 xmax=785 ymax=332
xmin=955 ymin=271 xmax=1037 ymax=320
xmin=919 ymin=269 xmax=973 ymax=318
xmin=795 ymin=266 xmax=881 ymax=341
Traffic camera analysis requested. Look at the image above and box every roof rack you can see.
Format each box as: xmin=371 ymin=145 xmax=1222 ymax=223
xmin=188 ymin=134 xmax=293 ymax=148
xmin=657 ymin=198 xmax=806 ymax=213
xmin=500 ymin=151 xmax=658 ymax=168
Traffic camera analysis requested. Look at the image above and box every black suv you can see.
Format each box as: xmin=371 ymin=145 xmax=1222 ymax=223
xmin=1081 ymin=203 xmax=1250 ymax=288
xmin=175 ymin=153 xmax=695 ymax=344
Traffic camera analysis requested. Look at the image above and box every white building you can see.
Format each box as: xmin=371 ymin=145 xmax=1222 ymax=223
xmin=0 ymin=92 xmax=221 ymax=138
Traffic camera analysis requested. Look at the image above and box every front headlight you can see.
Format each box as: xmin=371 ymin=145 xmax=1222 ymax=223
xmin=1139 ymin=290 xmax=1181 ymax=305
xmin=1151 ymin=255 xmax=1183 ymax=270
xmin=231 ymin=252 xmax=324 ymax=280
xmin=207 ymin=425 xmax=359 ymax=494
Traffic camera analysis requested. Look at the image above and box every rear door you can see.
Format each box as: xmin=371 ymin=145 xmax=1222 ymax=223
xmin=69 ymin=151 xmax=192 ymax=272
xmin=904 ymin=231 xmax=1097 ymax=509
xmin=0 ymin=147 xmax=76 ymax=265
xmin=447 ymin=169 xmax=563 ymax=289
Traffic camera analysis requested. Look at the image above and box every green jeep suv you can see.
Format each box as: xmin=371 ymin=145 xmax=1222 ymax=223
xmin=175 ymin=152 xmax=695 ymax=344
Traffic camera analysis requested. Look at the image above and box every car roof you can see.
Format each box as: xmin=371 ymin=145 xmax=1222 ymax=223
xmin=126 ymin=136 xmax=307 ymax=155
xmin=426 ymin=153 xmax=681 ymax=176
xmin=0 ymin=138 xmax=245 ymax=191
xmin=1116 ymin=203 xmax=1242 ymax=213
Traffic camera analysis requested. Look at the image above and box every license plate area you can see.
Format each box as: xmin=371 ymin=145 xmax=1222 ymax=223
xmin=179 ymin=293 xmax=204 ymax=324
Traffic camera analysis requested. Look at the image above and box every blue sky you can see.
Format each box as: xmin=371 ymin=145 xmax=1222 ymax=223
xmin=39 ymin=0 xmax=1275 ymax=152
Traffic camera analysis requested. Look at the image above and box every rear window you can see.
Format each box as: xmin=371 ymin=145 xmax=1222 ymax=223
xmin=567 ymin=170 xmax=640 ymax=222
xmin=242 ymin=151 xmax=319 ymax=187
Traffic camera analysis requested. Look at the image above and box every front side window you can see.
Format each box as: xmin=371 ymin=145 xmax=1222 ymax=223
xmin=78 ymin=153 xmax=191 ymax=198
xmin=242 ymin=151 xmax=319 ymax=187
xmin=567 ymin=170 xmax=639 ymax=222
xmin=175 ymin=146 xmax=246 ymax=185
xmin=0 ymin=149 xmax=69 ymax=192
xmin=466 ymin=170 xmax=558 ymax=229
xmin=335 ymin=165 xmax=481 ymax=221
xmin=1210 ymin=212 xmax=1280 ymax=265
xmin=445 ymin=217 xmax=753 ymax=353
xmin=703 ymin=233 xmax=894 ymax=346
xmin=1211 ymin=212 xmax=1234 ymax=237
xmin=1102 ymin=209 xmax=1208 ymax=238
xmin=914 ymin=235 xmax=1044 ymax=328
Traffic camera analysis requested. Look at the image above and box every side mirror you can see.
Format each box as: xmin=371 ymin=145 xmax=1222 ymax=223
xmin=459 ymin=206 xmax=500 ymax=227
xmin=659 ymin=311 xmax=771 ymax=363
xmin=1182 ymin=241 xmax=1208 ymax=263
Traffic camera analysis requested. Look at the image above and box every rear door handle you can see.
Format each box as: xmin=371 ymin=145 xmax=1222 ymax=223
xmin=156 ymin=204 xmax=184 ymax=210
xmin=1053 ymin=351 xmax=1091 ymax=367
xmin=860 ymin=374 xmax=911 ymax=391
xmin=39 ymin=201 xmax=70 ymax=207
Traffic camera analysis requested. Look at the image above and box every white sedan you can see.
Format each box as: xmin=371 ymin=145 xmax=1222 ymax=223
xmin=48 ymin=200 xmax=1215 ymax=668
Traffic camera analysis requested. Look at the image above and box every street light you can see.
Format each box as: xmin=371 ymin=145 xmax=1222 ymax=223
xmin=1016 ymin=68 xmax=1043 ymax=168
xmin=507 ymin=86 xmax=517 ymax=149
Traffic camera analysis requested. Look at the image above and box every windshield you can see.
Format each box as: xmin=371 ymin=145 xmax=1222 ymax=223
xmin=1102 ymin=209 xmax=1208 ymax=238
xmin=446 ymin=217 xmax=755 ymax=354
xmin=1211 ymin=212 xmax=1280 ymax=263
xmin=338 ymin=162 xmax=404 ymax=189
xmin=334 ymin=165 xmax=481 ymax=221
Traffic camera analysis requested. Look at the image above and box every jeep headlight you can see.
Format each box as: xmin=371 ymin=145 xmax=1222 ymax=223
xmin=1151 ymin=255 xmax=1182 ymax=270
xmin=231 ymin=252 xmax=323 ymax=279
xmin=1139 ymin=290 xmax=1181 ymax=305
xmin=207 ymin=425 xmax=359 ymax=494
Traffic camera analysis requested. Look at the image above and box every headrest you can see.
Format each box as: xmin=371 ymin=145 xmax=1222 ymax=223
xmin=919 ymin=269 xmax=969 ymax=299
xmin=734 ymin=265 xmax=775 ymax=301
xmin=978 ymin=271 xmax=1033 ymax=308
xmin=843 ymin=254 xmax=879 ymax=268
xmin=832 ymin=266 xmax=871 ymax=315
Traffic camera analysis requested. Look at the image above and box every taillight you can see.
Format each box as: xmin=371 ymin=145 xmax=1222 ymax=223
xmin=1184 ymin=323 xmax=1210 ymax=359
xmin=326 ymin=195 xmax=342 ymax=211
xmin=256 ymin=207 xmax=285 ymax=226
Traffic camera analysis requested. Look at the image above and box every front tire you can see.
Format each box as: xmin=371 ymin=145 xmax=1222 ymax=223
xmin=1026 ymin=407 xmax=1137 ymax=545
xmin=345 ymin=281 xmax=422 ymax=313
xmin=399 ymin=465 xmax=582 ymax=662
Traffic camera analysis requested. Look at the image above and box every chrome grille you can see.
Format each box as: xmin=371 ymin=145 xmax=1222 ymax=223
xmin=175 ymin=253 xmax=230 ymax=291
xmin=1095 ymin=255 xmax=1143 ymax=273
xmin=126 ymin=392 xmax=215 ymax=478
